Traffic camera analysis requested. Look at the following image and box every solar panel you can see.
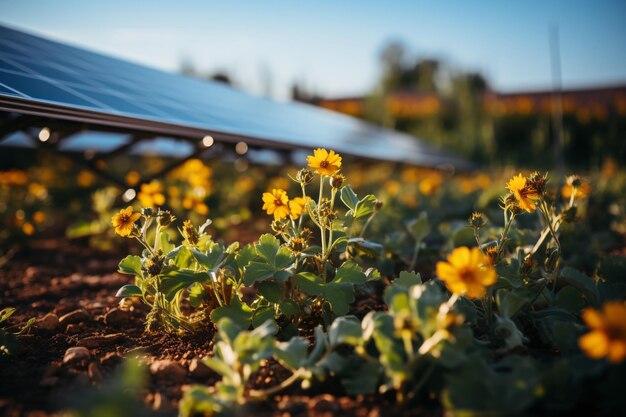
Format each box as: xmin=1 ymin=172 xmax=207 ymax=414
xmin=0 ymin=24 xmax=470 ymax=168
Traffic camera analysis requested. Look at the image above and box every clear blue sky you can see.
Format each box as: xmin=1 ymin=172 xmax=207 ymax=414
xmin=2 ymin=0 xmax=625 ymax=99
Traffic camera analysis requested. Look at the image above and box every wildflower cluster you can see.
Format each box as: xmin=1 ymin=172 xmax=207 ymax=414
xmin=108 ymin=157 xmax=626 ymax=416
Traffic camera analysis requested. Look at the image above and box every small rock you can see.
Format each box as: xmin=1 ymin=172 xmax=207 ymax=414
xmin=88 ymin=362 xmax=103 ymax=381
xmin=38 ymin=313 xmax=59 ymax=331
xmin=79 ymin=333 xmax=126 ymax=348
xmin=100 ymin=352 xmax=123 ymax=367
xmin=59 ymin=309 xmax=90 ymax=325
xmin=104 ymin=308 xmax=129 ymax=326
xmin=189 ymin=358 xmax=212 ymax=379
xmin=311 ymin=394 xmax=340 ymax=414
xmin=65 ymin=324 xmax=80 ymax=334
xmin=150 ymin=359 xmax=187 ymax=384
xmin=63 ymin=347 xmax=90 ymax=365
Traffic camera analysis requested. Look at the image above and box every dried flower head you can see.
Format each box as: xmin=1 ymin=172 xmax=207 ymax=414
xmin=287 ymin=237 xmax=308 ymax=254
xmin=306 ymin=148 xmax=342 ymax=176
xmin=527 ymin=171 xmax=548 ymax=195
xmin=330 ymin=173 xmax=346 ymax=189
xmin=112 ymin=206 xmax=142 ymax=237
xmin=182 ymin=220 xmax=199 ymax=246
xmin=158 ymin=210 xmax=176 ymax=227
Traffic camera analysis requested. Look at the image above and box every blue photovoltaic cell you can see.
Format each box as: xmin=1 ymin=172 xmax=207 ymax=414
xmin=0 ymin=24 xmax=468 ymax=167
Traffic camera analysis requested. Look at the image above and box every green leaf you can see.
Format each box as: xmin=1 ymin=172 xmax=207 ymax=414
xmin=347 ymin=238 xmax=383 ymax=257
xmin=235 ymin=244 xmax=258 ymax=270
xmin=189 ymin=282 xmax=206 ymax=308
xmin=559 ymin=266 xmax=599 ymax=307
xmin=257 ymin=281 xmax=282 ymax=303
xmin=341 ymin=359 xmax=380 ymax=395
xmin=295 ymin=272 xmax=324 ymax=296
xmin=160 ymin=269 xmax=210 ymax=301
xmin=280 ymin=300 xmax=299 ymax=316
xmin=324 ymin=283 xmax=354 ymax=315
xmin=395 ymin=270 xmax=422 ymax=287
xmin=243 ymin=262 xmax=276 ymax=286
xmin=210 ymin=297 xmax=253 ymax=328
xmin=202 ymin=357 xmax=235 ymax=379
xmin=191 ymin=246 xmax=224 ymax=271
xmin=354 ymin=195 xmax=377 ymax=218
xmin=328 ymin=316 xmax=362 ymax=347
xmin=333 ymin=261 xmax=367 ymax=285
xmin=407 ymin=212 xmax=430 ymax=240
xmin=340 ymin=186 xmax=359 ymax=211
xmin=275 ymin=337 xmax=309 ymax=370
xmin=158 ymin=231 xmax=175 ymax=253
xmin=256 ymin=234 xmax=281 ymax=265
xmin=118 ymin=255 xmax=143 ymax=276
xmin=555 ymin=286 xmax=586 ymax=314
xmin=496 ymin=289 xmax=528 ymax=318
xmin=251 ymin=306 xmax=275 ymax=328
xmin=115 ymin=284 xmax=142 ymax=298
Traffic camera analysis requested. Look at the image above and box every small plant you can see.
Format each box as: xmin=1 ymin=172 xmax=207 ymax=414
xmin=113 ymin=149 xmax=382 ymax=332
xmin=0 ymin=308 xmax=35 ymax=356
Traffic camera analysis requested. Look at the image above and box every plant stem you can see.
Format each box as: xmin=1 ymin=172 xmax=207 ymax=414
xmin=248 ymin=369 xmax=305 ymax=399
xmin=409 ymin=238 xmax=422 ymax=272
xmin=360 ymin=211 xmax=377 ymax=238
xmin=318 ymin=177 xmax=326 ymax=254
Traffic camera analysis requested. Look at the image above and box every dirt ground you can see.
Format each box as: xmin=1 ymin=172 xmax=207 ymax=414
xmin=0 ymin=239 xmax=436 ymax=417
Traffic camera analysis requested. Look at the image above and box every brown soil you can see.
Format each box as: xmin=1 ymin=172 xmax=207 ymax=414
xmin=0 ymin=239 xmax=436 ymax=417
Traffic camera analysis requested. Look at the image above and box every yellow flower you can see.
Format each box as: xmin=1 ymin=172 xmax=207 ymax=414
xmin=112 ymin=206 xmax=141 ymax=237
xmin=262 ymin=189 xmax=291 ymax=221
xmin=289 ymin=196 xmax=311 ymax=220
xmin=579 ymin=302 xmax=626 ymax=363
xmin=436 ymin=246 xmax=496 ymax=298
xmin=506 ymin=174 xmax=539 ymax=213
xmin=306 ymin=148 xmax=342 ymax=176
xmin=138 ymin=181 xmax=166 ymax=207
xmin=561 ymin=177 xmax=591 ymax=199
xmin=183 ymin=190 xmax=209 ymax=216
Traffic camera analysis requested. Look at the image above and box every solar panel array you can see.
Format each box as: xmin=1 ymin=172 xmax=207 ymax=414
xmin=0 ymin=24 xmax=468 ymax=167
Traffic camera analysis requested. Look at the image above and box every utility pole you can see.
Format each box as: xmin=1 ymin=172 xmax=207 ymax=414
xmin=550 ymin=24 xmax=565 ymax=173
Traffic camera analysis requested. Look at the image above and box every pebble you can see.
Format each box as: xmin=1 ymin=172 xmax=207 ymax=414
xmin=188 ymin=358 xmax=212 ymax=379
xmin=100 ymin=352 xmax=123 ymax=367
xmin=79 ymin=333 xmax=126 ymax=348
xmin=37 ymin=313 xmax=59 ymax=331
xmin=311 ymin=394 xmax=340 ymax=414
xmin=65 ymin=324 xmax=80 ymax=334
xmin=59 ymin=309 xmax=90 ymax=325
xmin=63 ymin=346 xmax=91 ymax=365
xmin=150 ymin=359 xmax=187 ymax=384
xmin=104 ymin=308 xmax=129 ymax=326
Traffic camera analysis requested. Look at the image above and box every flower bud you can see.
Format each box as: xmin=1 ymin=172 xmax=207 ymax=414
xmin=469 ymin=211 xmax=487 ymax=228
xmin=296 ymin=168 xmax=314 ymax=186
xmin=374 ymin=200 xmax=384 ymax=211
xmin=330 ymin=173 xmax=345 ymax=189
xmin=158 ymin=210 xmax=176 ymax=227
xmin=141 ymin=207 xmax=154 ymax=217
